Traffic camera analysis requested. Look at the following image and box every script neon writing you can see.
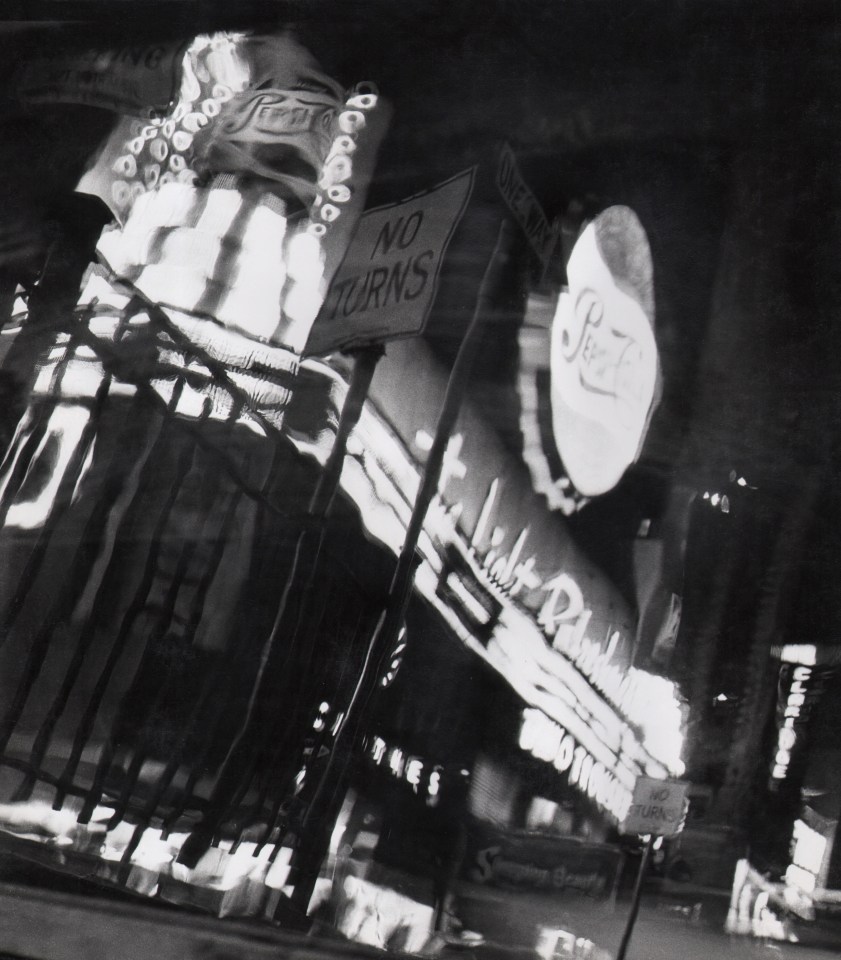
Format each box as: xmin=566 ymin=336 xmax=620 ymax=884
xmin=472 ymin=846 xmax=607 ymax=896
xmin=538 ymin=572 xmax=645 ymax=723
xmin=430 ymin=441 xmax=656 ymax=732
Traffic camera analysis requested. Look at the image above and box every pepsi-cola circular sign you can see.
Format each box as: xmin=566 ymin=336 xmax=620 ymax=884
xmin=520 ymin=206 xmax=660 ymax=506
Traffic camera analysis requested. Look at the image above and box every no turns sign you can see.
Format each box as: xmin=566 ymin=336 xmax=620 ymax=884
xmin=621 ymin=777 xmax=689 ymax=837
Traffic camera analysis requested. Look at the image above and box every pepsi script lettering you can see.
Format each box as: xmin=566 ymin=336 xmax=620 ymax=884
xmin=516 ymin=207 xmax=660 ymax=506
xmin=550 ymin=208 xmax=659 ymax=497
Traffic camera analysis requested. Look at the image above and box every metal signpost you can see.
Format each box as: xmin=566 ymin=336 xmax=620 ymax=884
xmin=617 ymin=777 xmax=690 ymax=960
xmin=290 ymin=220 xmax=514 ymax=913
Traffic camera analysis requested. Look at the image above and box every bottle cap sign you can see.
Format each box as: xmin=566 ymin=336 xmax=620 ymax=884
xmin=550 ymin=206 xmax=660 ymax=497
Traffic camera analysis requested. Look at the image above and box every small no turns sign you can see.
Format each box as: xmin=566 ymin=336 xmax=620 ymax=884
xmin=621 ymin=777 xmax=689 ymax=837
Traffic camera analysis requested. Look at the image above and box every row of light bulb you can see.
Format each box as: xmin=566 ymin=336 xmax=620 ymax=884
xmin=307 ymin=85 xmax=379 ymax=239
xmin=108 ymin=34 xmax=249 ymax=215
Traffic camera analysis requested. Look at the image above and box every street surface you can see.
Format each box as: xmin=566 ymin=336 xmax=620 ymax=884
xmin=2 ymin=853 xmax=840 ymax=960
xmin=458 ymin=882 xmax=841 ymax=960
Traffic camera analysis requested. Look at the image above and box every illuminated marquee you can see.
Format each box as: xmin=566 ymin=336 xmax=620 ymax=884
xmin=537 ymin=572 xmax=647 ymax=724
xmin=437 ymin=468 xmax=637 ymax=690
xmin=519 ymin=707 xmax=632 ymax=823
xmin=424 ymin=463 xmax=685 ymax=775
xmin=344 ymin=356 xmax=686 ymax=777
xmin=305 ymin=342 xmax=686 ymax=801
xmin=435 ymin=475 xmax=675 ymax=742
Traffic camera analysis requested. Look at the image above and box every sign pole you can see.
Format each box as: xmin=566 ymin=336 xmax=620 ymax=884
xmin=369 ymin=219 xmax=515 ymax=657
xmin=288 ymin=220 xmax=515 ymax=913
xmin=616 ymin=778 xmax=689 ymax=960
xmin=308 ymin=344 xmax=385 ymax=516
xmin=616 ymin=834 xmax=654 ymax=960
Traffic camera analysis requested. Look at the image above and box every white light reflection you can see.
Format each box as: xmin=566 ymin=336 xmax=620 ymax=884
xmin=634 ymin=673 xmax=686 ymax=777
xmin=779 ymin=644 xmax=817 ymax=666
xmin=788 ymin=818 xmax=826 ymax=890
xmin=1 ymin=405 xmax=93 ymax=530
xmin=287 ymin=231 xmax=326 ymax=288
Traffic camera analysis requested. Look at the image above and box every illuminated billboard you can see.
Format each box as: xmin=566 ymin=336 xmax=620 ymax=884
xmin=346 ymin=339 xmax=685 ymax=817
xmin=75 ymin=31 xmax=387 ymax=357
xmin=519 ymin=206 xmax=661 ymax=506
